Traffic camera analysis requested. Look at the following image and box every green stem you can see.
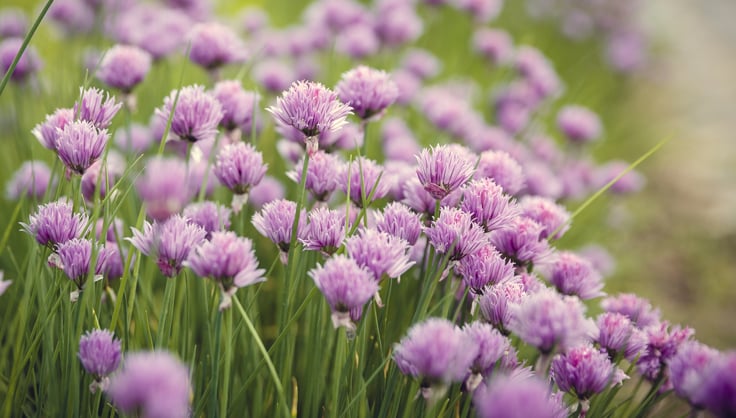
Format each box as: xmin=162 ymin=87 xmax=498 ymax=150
xmin=221 ymin=307 xmax=233 ymax=417
xmin=156 ymin=278 xmax=177 ymax=348
xmin=233 ymin=297 xmax=290 ymax=418
xmin=209 ymin=308 xmax=223 ymax=418
xmin=331 ymin=328 xmax=348 ymax=415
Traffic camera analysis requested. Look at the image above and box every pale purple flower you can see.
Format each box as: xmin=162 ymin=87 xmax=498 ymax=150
xmin=266 ymin=80 xmax=352 ymax=155
xmin=22 ymin=199 xmax=88 ymax=249
xmin=0 ymin=37 xmax=42 ymax=82
xmin=374 ymin=4 xmax=423 ymax=47
xmin=509 ymin=289 xmax=597 ymax=354
xmin=128 ymin=215 xmax=207 ymax=277
xmin=106 ymin=351 xmax=191 ymax=418
xmin=515 ymin=45 xmax=562 ymax=99
xmin=185 ymin=231 xmax=265 ymax=310
xmin=101 ymin=242 xmax=126 ymax=281
xmin=212 ymin=80 xmax=259 ymax=131
xmin=460 ymin=178 xmax=517 ymax=232
xmin=381 ymin=117 xmax=421 ymax=163
xmin=114 ymin=122 xmax=153 ymax=154
xmin=545 ymin=251 xmax=604 ymax=299
xmin=601 ymin=293 xmax=661 ymax=329
xmin=188 ymin=22 xmax=247 ymax=70
xmin=78 ymin=329 xmax=122 ymax=384
xmin=336 ymin=66 xmax=398 ymax=120
xmin=56 ymin=238 xmax=109 ymax=289
xmin=156 ymin=85 xmax=222 ymax=143
xmin=697 ymin=352 xmax=736 ymax=417
xmin=374 ymin=202 xmax=422 ymax=246
xmin=5 ymin=160 xmax=54 ymax=200
xmin=462 ymin=322 xmax=512 ymax=386
xmin=335 ymin=24 xmax=379 ymax=59
xmin=55 ymin=120 xmax=109 ymax=176
xmin=81 ymin=152 xmax=126 ymax=202
xmin=97 ymin=45 xmax=152 ymax=93
xmin=249 ymin=175 xmax=285 ymax=210
xmin=519 ymin=196 xmax=570 ymax=239
xmin=594 ymin=160 xmax=645 ymax=194
xmin=606 ymin=30 xmax=646 ymax=73
xmin=637 ymin=322 xmax=694 ymax=382
xmin=33 ymin=108 xmax=74 ymax=151
xmin=394 ymin=318 xmax=477 ymax=387
xmin=578 ymin=244 xmax=616 ymax=277
xmin=111 ymin=5 xmax=192 ymax=60
xmin=214 ymin=142 xmax=267 ymax=197
xmin=478 ymin=278 xmax=526 ymax=334
xmin=456 ymin=244 xmax=514 ymax=294
xmin=252 ymin=199 xmax=307 ymax=254
xmin=472 ymin=28 xmax=514 ymax=65
xmin=596 ymin=312 xmax=647 ymax=361
xmin=345 ymin=228 xmax=414 ymax=281
xmin=252 ymin=59 xmax=295 ymax=94
xmin=309 ymin=255 xmax=378 ymax=331
xmin=551 ymin=345 xmax=626 ymax=400
xmin=286 ymin=151 xmax=341 ymax=202
xmin=301 ymin=207 xmax=345 ymax=255
xmin=136 ymin=157 xmax=193 ymax=221
xmin=416 ymin=145 xmax=476 ymax=201
xmin=240 ymin=6 xmax=269 ymax=34
xmin=401 ymin=48 xmax=441 ymax=80
xmin=473 ymin=373 xmax=568 ymax=418
xmin=557 ymin=105 xmax=602 ymax=144
xmin=489 ymin=216 xmax=551 ymax=268
xmin=94 ymin=218 xmax=124 ymax=243
xmin=182 ymin=202 xmax=231 ymax=238
xmin=401 ymin=177 xmax=462 ymax=216
xmin=391 ymin=69 xmax=422 ymax=105
xmin=74 ymin=87 xmax=122 ymax=130
xmin=0 ymin=8 xmax=27 ymax=38
xmin=455 ymin=0 xmax=503 ymax=23
xmin=48 ymin=0 xmax=95 ymax=35
xmin=475 ymin=150 xmax=525 ymax=195
xmin=669 ymin=341 xmax=720 ymax=407
xmin=424 ymin=207 xmax=488 ymax=262
xmin=341 ymin=157 xmax=390 ymax=208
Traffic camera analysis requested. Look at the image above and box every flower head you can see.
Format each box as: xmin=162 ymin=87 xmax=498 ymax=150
xmin=107 ymin=351 xmax=191 ymax=418
xmin=33 ymin=108 xmax=74 ymax=151
xmin=56 ymin=238 xmax=109 ymax=289
xmin=182 ymin=201 xmax=231 ymax=238
xmin=188 ymin=22 xmax=247 ymax=70
xmin=309 ymin=255 xmax=378 ymax=331
xmin=97 ymin=44 xmax=152 ymax=93
xmin=128 ymin=215 xmax=207 ymax=277
xmin=489 ymin=216 xmax=552 ymax=268
xmin=456 ymin=244 xmax=515 ymax=293
xmin=697 ymin=352 xmax=736 ymax=417
xmin=416 ymin=145 xmax=476 ymax=201
xmin=475 ymin=150 xmax=525 ymax=195
xmin=301 ymin=207 xmax=345 ymax=255
xmin=637 ymin=321 xmax=694 ymax=382
xmin=462 ymin=322 xmax=512 ymax=382
xmin=478 ymin=278 xmax=527 ymax=334
xmin=424 ymin=207 xmax=488 ymax=262
xmin=136 ymin=156 xmax=194 ymax=221
xmin=252 ymin=199 xmax=307 ymax=254
xmin=601 ymin=293 xmax=661 ymax=328
xmin=669 ymin=341 xmax=720 ymax=406
xmin=341 ymin=157 xmax=390 ymax=208
xmin=345 ymin=228 xmax=414 ymax=282
xmin=156 ymin=85 xmax=223 ymax=143
xmin=213 ymin=80 xmax=259 ymax=131
xmin=287 ymin=151 xmax=342 ymax=202
xmin=74 ymin=87 xmax=122 ymax=130
xmin=519 ymin=196 xmax=570 ymax=240
xmin=473 ymin=28 xmax=514 ymax=65
xmin=214 ymin=142 xmax=267 ymax=196
xmin=460 ymin=178 xmax=517 ymax=232
xmin=374 ymin=202 xmax=422 ymax=246
xmin=78 ymin=329 xmax=122 ymax=381
xmin=5 ymin=160 xmax=54 ymax=200
xmin=335 ymin=66 xmax=398 ymax=120
xmin=22 ymin=199 xmax=88 ymax=249
xmin=473 ymin=373 xmax=568 ymax=418
xmin=557 ymin=105 xmax=602 ymax=144
xmin=546 ymin=251 xmax=604 ymax=299
xmin=0 ymin=37 xmax=42 ymax=82
xmin=56 ymin=120 xmax=110 ymax=175
xmin=551 ymin=345 xmax=626 ymax=400
xmin=80 ymin=153 xmax=126 ymax=202
xmin=596 ymin=312 xmax=647 ymax=361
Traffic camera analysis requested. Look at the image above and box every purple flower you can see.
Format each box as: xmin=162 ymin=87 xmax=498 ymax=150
xmin=473 ymin=373 xmax=568 ymax=418
xmin=32 ymin=108 xmax=74 ymax=151
xmin=394 ymin=318 xmax=477 ymax=388
xmin=287 ymin=151 xmax=342 ymax=202
xmin=97 ymin=45 xmax=152 ymax=93
xmin=455 ymin=0 xmax=503 ymax=23
xmin=248 ymin=175 xmax=285 ymax=210
xmin=472 ymin=28 xmax=514 ymax=65
xmin=56 ymin=238 xmax=109 ymax=289
xmin=374 ymin=202 xmax=422 ymax=246
xmin=401 ymin=177 xmax=462 ymax=216
xmin=214 ymin=142 xmax=267 ymax=198
xmin=669 ymin=341 xmax=720 ymax=407
xmin=519 ymin=196 xmax=570 ymax=240
xmin=698 ymin=352 xmax=736 ymax=417
xmin=213 ymin=80 xmax=259 ymax=132
xmin=489 ymin=216 xmax=552 ymax=268
xmin=557 ymin=105 xmax=602 ymax=144
xmin=596 ymin=312 xmax=647 ymax=361
xmin=252 ymin=59 xmax=295 ymax=94
xmin=578 ymin=244 xmax=616 ymax=277
xmin=335 ymin=66 xmax=398 ymax=120
xmin=478 ymin=278 xmax=527 ymax=334
xmin=381 ymin=117 xmax=421 ymax=163
xmin=182 ymin=201 xmax=231 ymax=238
xmin=462 ymin=322 xmax=512 ymax=387
xmin=55 ymin=121 xmax=110 ymax=176
xmin=185 ymin=231 xmax=264 ymax=310
xmin=128 ymin=215 xmax=207 ymax=277
xmin=106 ymin=351 xmax=191 ymax=418
xmin=266 ymin=80 xmax=352 ymax=155
xmin=111 ymin=5 xmax=191 ymax=60
xmin=341 ymin=157 xmax=390 ymax=208
xmin=22 ymin=199 xmax=88 ymax=249
xmin=475 ymin=150 xmax=525 ymax=195
xmin=515 ymin=46 xmax=562 ymax=99
xmin=335 ymin=24 xmax=379 ymax=59
xmin=301 ymin=207 xmax=345 ymax=255
xmin=74 ymin=87 xmax=122 ymax=130
xmin=78 ymin=329 xmax=122 ymax=386
xmin=509 ymin=289 xmax=597 ymax=354
xmin=113 ymin=122 xmax=153 ymax=154
xmin=309 ymin=255 xmax=378 ymax=331
xmin=456 ymin=244 xmax=515 ymax=293
xmin=188 ymin=22 xmax=246 ymax=70
xmin=136 ymin=157 xmax=193 ymax=221
xmin=101 ymin=242 xmax=126 ymax=281
xmin=594 ymin=160 xmax=645 ymax=194
xmin=374 ymin=4 xmax=423 ymax=47
xmin=5 ymin=160 xmax=54 ymax=200
xmin=401 ymin=48 xmax=441 ymax=80
xmin=601 ymin=293 xmax=661 ymax=328
xmin=545 ymin=251 xmax=604 ymax=300
xmin=416 ymin=145 xmax=476 ymax=201
xmin=81 ymin=153 xmax=126 ymax=202
xmin=156 ymin=85 xmax=222 ymax=143
xmin=424 ymin=207 xmax=488 ymax=262
xmin=0 ymin=8 xmax=28 ymax=38
xmin=252 ymin=199 xmax=307 ymax=254
xmin=48 ymin=0 xmax=95 ymax=35
xmin=551 ymin=345 xmax=626 ymax=400
xmin=460 ymin=178 xmax=517 ymax=232
xmin=637 ymin=321 xmax=694 ymax=382
xmin=0 ymin=37 xmax=42 ymax=83
xmin=345 ymin=228 xmax=414 ymax=282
